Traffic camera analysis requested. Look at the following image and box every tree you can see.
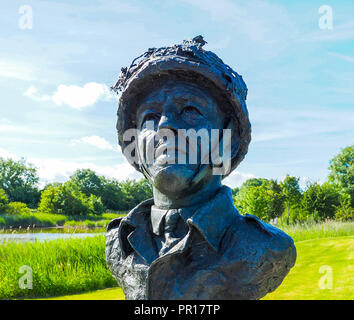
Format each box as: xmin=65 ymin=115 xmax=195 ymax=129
xmin=231 ymin=187 xmax=239 ymax=198
xmin=0 ymin=157 xmax=40 ymax=208
xmin=120 ymin=179 xmax=153 ymax=210
xmin=234 ymin=179 xmax=284 ymax=222
xmin=240 ymin=178 xmax=269 ymax=189
xmin=100 ymin=177 xmax=125 ymax=211
xmin=5 ymin=202 xmax=31 ymax=215
xmin=301 ymin=182 xmax=340 ymax=221
xmin=280 ymin=175 xmax=302 ymax=221
xmin=39 ymin=183 xmax=88 ymax=216
xmin=69 ymin=169 xmax=103 ymax=197
xmin=335 ymin=194 xmax=354 ymax=221
xmin=38 ymin=182 xmax=104 ymax=216
xmin=87 ymin=194 xmax=105 ymax=215
xmin=328 ymin=144 xmax=354 ymax=206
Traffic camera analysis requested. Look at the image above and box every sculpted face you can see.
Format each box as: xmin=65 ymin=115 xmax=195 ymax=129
xmin=136 ymin=80 xmax=227 ymax=197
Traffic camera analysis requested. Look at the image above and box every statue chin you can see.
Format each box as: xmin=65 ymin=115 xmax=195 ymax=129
xmin=151 ymin=164 xmax=198 ymax=197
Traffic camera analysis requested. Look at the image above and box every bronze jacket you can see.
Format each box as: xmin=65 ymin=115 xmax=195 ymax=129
xmin=105 ymin=186 xmax=296 ymax=300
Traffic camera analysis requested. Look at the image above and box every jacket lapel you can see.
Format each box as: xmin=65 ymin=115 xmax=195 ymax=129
xmin=118 ymin=198 xmax=159 ymax=265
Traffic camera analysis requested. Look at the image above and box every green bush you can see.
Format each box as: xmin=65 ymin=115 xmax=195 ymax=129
xmin=0 ymin=212 xmax=67 ymax=228
xmin=87 ymin=194 xmax=105 ymax=215
xmin=301 ymin=182 xmax=340 ymax=221
xmin=38 ymin=183 xmax=102 ymax=216
xmin=0 ymin=188 xmax=9 ymax=213
xmin=335 ymin=195 xmax=354 ymax=221
xmin=0 ymin=157 xmax=40 ymax=208
xmin=5 ymin=202 xmax=31 ymax=215
xmin=279 ymin=206 xmax=311 ymax=225
xmin=234 ymin=179 xmax=284 ymax=222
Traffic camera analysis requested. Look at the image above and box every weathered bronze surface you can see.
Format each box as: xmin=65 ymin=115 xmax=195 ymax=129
xmin=106 ymin=36 xmax=296 ymax=300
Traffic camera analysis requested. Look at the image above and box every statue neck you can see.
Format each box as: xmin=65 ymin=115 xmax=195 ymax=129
xmin=152 ymin=176 xmax=223 ymax=210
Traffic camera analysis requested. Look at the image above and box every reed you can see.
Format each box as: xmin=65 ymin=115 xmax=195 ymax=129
xmin=0 ymin=235 xmax=116 ymax=299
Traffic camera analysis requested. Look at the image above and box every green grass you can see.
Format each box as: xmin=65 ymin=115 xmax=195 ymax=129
xmin=0 ymin=235 xmax=117 ymax=299
xmin=263 ymin=236 xmax=354 ymax=300
xmin=37 ymin=287 xmax=125 ymax=300
xmin=278 ymin=220 xmax=354 ymax=242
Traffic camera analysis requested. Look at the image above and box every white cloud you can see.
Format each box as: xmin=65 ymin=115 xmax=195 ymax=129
xmin=223 ymin=171 xmax=256 ymax=188
xmin=0 ymin=148 xmax=20 ymax=161
xmin=180 ymin=0 xmax=297 ymax=45
xmin=52 ymin=82 xmax=113 ymax=109
xmin=24 ymin=82 xmax=115 ymax=109
xmin=0 ymin=118 xmax=28 ymax=134
xmin=24 ymin=86 xmax=51 ymax=102
xmin=0 ymin=58 xmax=77 ymax=84
xmin=299 ymin=21 xmax=354 ymax=43
xmin=251 ymin=107 xmax=354 ymax=143
xmin=329 ymin=52 xmax=354 ymax=63
xmin=71 ymin=136 xmax=116 ymax=151
xmin=31 ymin=158 xmax=143 ymax=187
xmin=0 ymin=60 xmax=36 ymax=81
xmin=0 ymin=118 xmax=54 ymax=136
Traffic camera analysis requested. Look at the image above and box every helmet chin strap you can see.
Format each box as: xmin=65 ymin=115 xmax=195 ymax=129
xmin=136 ymin=118 xmax=232 ymax=191
xmin=136 ymin=141 xmax=155 ymax=185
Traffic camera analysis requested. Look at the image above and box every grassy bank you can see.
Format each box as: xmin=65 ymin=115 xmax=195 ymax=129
xmin=0 ymin=235 xmax=116 ymax=299
xmin=278 ymin=220 xmax=354 ymax=242
xmin=0 ymin=212 xmax=126 ymax=231
xmin=263 ymin=236 xmax=354 ymax=300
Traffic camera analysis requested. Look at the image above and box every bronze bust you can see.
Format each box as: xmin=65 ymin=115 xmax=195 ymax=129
xmin=106 ymin=36 xmax=296 ymax=300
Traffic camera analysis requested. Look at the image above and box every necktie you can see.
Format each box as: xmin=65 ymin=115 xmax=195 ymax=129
xmin=159 ymin=209 xmax=181 ymax=255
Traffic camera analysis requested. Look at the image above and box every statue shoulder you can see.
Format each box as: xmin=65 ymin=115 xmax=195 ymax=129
xmin=221 ymin=213 xmax=297 ymax=299
xmin=243 ymin=214 xmax=295 ymax=246
xmin=107 ymin=217 xmax=123 ymax=232
xmin=226 ymin=213 xmax=296 ymax=260
xmin=243 ymin=213 xmax=273 ymax=236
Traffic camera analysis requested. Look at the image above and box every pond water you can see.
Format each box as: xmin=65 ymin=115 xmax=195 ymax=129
xmin=0 ymin=228 xmax=105 ymax=243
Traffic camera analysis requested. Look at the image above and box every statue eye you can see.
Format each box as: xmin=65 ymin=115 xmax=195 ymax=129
xmin=181 ymin=106 xmax=203 ymax=116
xmin=142 ymin=113 xmax=160 ymax=124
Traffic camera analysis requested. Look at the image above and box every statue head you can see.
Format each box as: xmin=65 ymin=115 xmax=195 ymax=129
xmin=112 ymin=36 xmax=251 ymax=206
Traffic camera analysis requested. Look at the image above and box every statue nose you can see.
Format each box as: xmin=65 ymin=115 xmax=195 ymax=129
xmin=158 ymin=113 xmax=178 ymax=134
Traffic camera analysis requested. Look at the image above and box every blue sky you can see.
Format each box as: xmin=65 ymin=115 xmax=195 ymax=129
xmin=0 ymin=0 xmax=353 ymax=189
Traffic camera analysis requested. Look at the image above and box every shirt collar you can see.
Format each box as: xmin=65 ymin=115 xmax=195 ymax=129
xmin=150 ymin=186 xmax=239 ymax=251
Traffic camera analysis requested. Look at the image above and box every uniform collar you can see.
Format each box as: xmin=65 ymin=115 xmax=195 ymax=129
xmin=119 ymin=186 xmax=239 ymax=265
xmin=150 ymin=185 xmax=238 ymax=251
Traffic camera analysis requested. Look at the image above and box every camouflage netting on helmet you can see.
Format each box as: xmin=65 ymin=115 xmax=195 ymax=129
xmin=112 ymin=35 xmax=252 ymax=178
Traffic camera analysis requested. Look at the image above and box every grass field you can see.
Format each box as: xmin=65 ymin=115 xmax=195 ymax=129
xmin=278 ymin=220 xmax=354 ymax=242
xmin=263 ymin=236 xmax=354 ymax=300
xmin=0 ymin=235 xmax=117 ymax=299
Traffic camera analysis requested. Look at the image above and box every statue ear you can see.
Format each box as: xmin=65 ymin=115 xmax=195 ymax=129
xmin=209 ymin=118 xmax=240 ymax=176
xmin=230 ymin=118 xmax=241 ymax=162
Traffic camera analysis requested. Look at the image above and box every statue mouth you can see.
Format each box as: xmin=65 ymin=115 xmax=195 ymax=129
xmin=154 ymin=141 xmax=190 ymax=165
xmin=152 ymin=134 xmax=202 ymax=165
